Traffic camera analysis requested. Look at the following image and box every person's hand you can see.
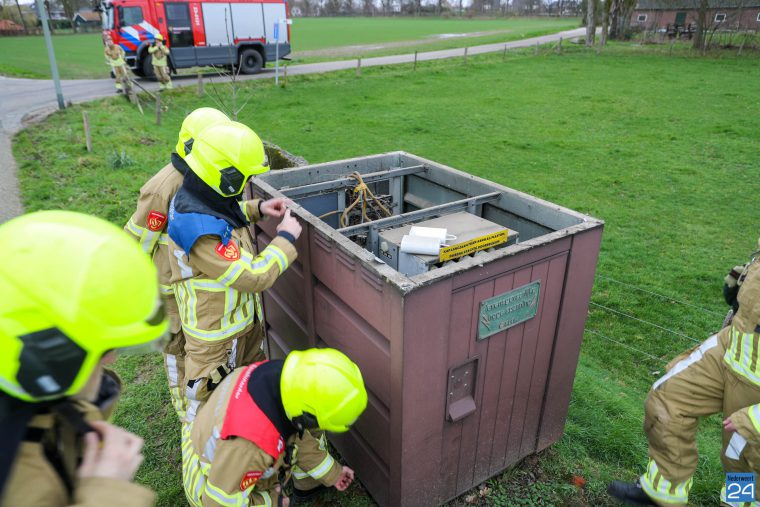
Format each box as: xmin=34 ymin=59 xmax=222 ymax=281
xmin=260 ymin=198 xmax=290 ymax=218
xmin=276 ymin=209 xmax=302 ymax=240
xmin=334 ymin=466 xmax=355 ymax=491
xmin=78 ymin=421 xmax=145 ymax=482
xmin=724 ymin=417 xmax=737 ymax=433
xmin=274 ymin=485 xmax=289 ymax=507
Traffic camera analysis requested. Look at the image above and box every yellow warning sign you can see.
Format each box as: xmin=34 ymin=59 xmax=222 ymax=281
xmin=439 ymin=230 xmax=508 ymax=262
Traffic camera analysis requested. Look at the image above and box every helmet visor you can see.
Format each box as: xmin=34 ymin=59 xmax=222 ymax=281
xmin=219 ymin=166 xmax=247 ymax=196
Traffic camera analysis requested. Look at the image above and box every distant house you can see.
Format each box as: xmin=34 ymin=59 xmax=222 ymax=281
xmin=0 ymin=19 xmax=25 ymax=33
xmin=73 ymin=10 xmax=101 ymax=30
xmin=633 ymin=0 xmax=760 ymax=30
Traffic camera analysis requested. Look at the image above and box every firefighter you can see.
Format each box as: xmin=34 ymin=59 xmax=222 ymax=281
xmin=608 ymin=238 xmax=760 ymax=506
xmin=167 ymin=121 xmax=300 ymax=423
xmin=124 ymin=107 xmax=230 ymax=422
xmin=0 ymin=210 xmax=169 ymax=507
xmin=182 ymin=347 xmax=367 ymax=507
xmin=149 ymin=34 xmax=172 ymax=91
xmin=104 ymin=37 xmax=130 ymax=93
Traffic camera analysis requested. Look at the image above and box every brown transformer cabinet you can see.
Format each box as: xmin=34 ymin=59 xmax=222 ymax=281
xmin=249 ymin=152 xmax=604 ymax=507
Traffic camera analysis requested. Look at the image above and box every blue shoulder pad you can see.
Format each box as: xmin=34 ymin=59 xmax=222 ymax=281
xmin=168 ymin=198 xmax=233 ymax=257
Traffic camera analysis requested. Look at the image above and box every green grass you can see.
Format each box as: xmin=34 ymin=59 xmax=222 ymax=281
xmin=0 ymin=32 xmax=106 ymax=79
xmin=291 ymin=17 xmax=570 ymax=51
xmin=287 ymin=17 xmax=578 ymax=61
xmin=0 ymin=17 xmax=576 ymax=78
xmin=12 ymin=43 xmax=760 ymax=506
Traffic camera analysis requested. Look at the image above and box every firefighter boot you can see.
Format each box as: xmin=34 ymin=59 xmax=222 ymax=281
xmin=291 ymin=484 xmax=330 ymax=505
xmin=607 ymin=480 xmax=657 ymax=506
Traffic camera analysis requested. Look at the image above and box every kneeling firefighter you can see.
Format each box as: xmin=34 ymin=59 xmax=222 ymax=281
xmin=167 ymin=121 xmax=301 ymax=423
xmin=608 ymin=237 xmax=760 ymax=506
xmin=182 ymin=348 xmax=367 ymax=507
xmin=0 ymin=211 xmax=169 ymax=507
xmin=125 ymin=106 xmax=230 ymax=422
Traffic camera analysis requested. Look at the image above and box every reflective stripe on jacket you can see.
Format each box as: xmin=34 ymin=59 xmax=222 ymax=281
xmin=724 ymin=261 xmax=760 ymax=387
xmin=168 ymin=201 xmax=297 ymax=342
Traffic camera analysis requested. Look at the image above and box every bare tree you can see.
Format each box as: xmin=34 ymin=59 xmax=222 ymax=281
xmin=609 ymin=0 xmax=636 ymax=40
xmin=599 ymin=0 xmax=609 ymax=46
xmin=585 ymin=0 xmax=596 ymax=45
xmin=205 ymin=8 xmax=253 ymax=120
xmin=14 ymin=0 xmax=28 ymax=31
xmin=692 ymin=0 xmax=708 ymax=51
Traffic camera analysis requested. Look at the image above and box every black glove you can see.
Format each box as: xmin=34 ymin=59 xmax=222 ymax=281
xmin=723 ymin=264 xmax=747 ymax=311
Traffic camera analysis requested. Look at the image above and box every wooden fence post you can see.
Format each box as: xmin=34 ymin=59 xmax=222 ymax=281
xmin=356 ymin=58 xmax=362 ymax=76
xmin=283 ymin=65 xmax=288 ymax=87
xmin=557 ymin=37 xmax=563 ymax=54
xmin=535 ymin=41 xmax=539 ymax=55
xmin=503 ymin=44 xmax=508 ymax=61
xmin=464 ymin=47 xmax=468 ymax=64
xmin=414 ymin=51 xmax=418 ymax=71
xmin=197 ymin=72 xmax=204 ymax=96
xmin=155 ymin=95 xmax=161 ymax=126
xmin=82 ymin=111 xmax=92 ymax=153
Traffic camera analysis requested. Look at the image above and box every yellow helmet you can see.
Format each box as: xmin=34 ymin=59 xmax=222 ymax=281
xmin=184 ymin=121 xmax=269 ymax=197
xmin=155 ymin=33 xmax=164 ymax=41
xmin=0 ymin=211 xmax=168 ymax=403
xmin=175 ymin=107 xmax=230 ymax=159
xmin=281 ymin=348 xmax=367 ymax=433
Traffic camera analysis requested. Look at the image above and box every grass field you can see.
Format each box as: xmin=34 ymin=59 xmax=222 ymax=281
xmin=0 ymin=17 xmax=576 ymax=78
xmin=12 ymin=43 xmax=760 ymax=505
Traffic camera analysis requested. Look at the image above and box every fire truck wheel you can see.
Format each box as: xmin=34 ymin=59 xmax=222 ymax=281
xmin=141 ymin=56 xmax=155 ymax=79
xmin=238 ymin=48 xmax=263 ymax=74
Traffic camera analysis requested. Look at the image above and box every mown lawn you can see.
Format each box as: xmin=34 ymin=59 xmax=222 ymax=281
xmin=0 ymin=17 xmax=576 ymax=78
xmin=12 ymin=43 xmax=760 ymax=506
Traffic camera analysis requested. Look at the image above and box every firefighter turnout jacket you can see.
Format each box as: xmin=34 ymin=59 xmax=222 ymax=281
xmin=148 ymin=43 xmax=170 ymax=67
xmin=167 ymin=197 xmax=296 ymax=420
xmin=182 ymin=363 xmax=342 ymax=507
xmin=104 ymin=44 xmax=126 ymax=67
xmin=1 ymin=372 xmax=154 ymax=507
xmin=124 ymin=157 xmax=187 ymax=420
xmin=640 ymin=249 xmax=760 ymax=506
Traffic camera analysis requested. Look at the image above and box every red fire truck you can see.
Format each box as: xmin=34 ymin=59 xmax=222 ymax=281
xmin=101 ymin=0 xmax=291 ymax=77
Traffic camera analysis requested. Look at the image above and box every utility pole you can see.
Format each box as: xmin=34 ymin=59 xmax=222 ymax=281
xmin=36 ymin=0 xmax=65 ymax=109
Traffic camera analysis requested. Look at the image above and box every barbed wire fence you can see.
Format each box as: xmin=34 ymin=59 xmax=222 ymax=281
xmin=584 ymin=273 xmax=727 ymax=366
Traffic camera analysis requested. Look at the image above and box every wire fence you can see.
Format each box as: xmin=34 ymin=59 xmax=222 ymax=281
xmin=585 ymin=273 xmax=728 ymax=364
xmin=595 ymin=274 xmax=725 ymax=317
xmin=584 ymin=328 xmax=667 ymax=364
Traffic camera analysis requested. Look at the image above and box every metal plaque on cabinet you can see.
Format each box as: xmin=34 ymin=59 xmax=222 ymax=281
xmin=478 ymin=280 xmax=541 ymax=340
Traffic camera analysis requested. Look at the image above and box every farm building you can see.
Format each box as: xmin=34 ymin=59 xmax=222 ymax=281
xmin=633 ymin=0 xmax=760 ymax=30
xmin=0 ymin=19 xmax=24 ymax=33
xmin=72 ymin=10 xmax=101 ymax=31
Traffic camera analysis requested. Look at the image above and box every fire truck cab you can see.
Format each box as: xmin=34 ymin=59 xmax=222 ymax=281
xmin=101 ymin=0 xmax=290 ymax=77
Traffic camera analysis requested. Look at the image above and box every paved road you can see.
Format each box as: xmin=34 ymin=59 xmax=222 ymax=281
xmin=0 ymin=27 xmax=584 ymax=223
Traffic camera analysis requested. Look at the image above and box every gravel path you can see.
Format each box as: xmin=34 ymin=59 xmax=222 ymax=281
xmin=0 ymin=27 xmax=584 ymax=223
